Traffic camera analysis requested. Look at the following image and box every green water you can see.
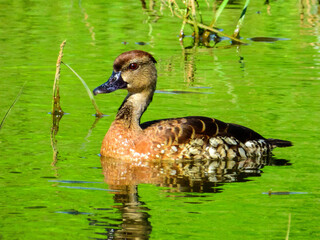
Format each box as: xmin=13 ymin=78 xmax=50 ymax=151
xmin=1 ymin=1 xmax=320 ymax=239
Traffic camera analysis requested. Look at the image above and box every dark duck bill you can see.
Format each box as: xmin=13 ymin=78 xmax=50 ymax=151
xmin=93 ymin=71 xmax=127 ymax=95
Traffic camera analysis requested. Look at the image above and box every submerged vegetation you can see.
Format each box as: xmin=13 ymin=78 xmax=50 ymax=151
xmin=142 ymin=0 xmax=251 ymax=46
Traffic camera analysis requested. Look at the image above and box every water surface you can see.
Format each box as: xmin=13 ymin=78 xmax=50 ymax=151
xmin=1 ymin=1 xmax=320 ymax=239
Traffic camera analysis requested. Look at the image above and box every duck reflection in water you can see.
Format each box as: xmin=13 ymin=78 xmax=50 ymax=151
xmin=91 ymin=156 xmax=289 ymax=239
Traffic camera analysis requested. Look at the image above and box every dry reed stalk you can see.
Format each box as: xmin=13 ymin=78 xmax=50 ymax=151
xmin=164 ymin=0 xmax=247 ymax=45
xmin=168 ymin=3 xmax=246 ymax=44
xmin=52 ymin=40 xmax=66 ymax=115
xmin=187 ymin=20 xmax=247 ymax=44
xmin=179 ymin=6 xmax=189 ymax=41
xmin=51 ymin=40 xmax=66 ymax=166
xmin=51 ymin=112 xmax=62 ymax=167
xmin=190 ymin=0 xmax=200 ymax=42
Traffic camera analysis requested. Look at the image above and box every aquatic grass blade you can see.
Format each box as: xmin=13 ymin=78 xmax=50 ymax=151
xmin=286 ymin=213 xmax=291 ymax=240
xmin=233 ymin=0 xmax=250 ymax=39
xmin=212 ymin=0 xmax=229 ymax=26
xmin=203 ymin=0 xmax=229 ymax=41
xmin=0 ymin=82 xmax=26 ymax=131
xmin=62 ymin=62 xmax=103 ymax=117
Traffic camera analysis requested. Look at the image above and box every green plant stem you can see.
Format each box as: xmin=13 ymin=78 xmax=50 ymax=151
xmin=286 ymin=213 xmax=291 ymax=240
xmin=210 ymin=0 xmax=229 ymax=28
xmin=203 ymin=0 xmax=229 ymax=42
xmin=0 ymin=82 xmax=26 ymax=131
xmin=233 ymin=0 xmax=250 ymax=38
xmin=62 ymin=62 xmax=103 ymax=117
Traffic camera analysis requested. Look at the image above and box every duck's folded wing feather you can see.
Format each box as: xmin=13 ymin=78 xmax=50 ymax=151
xmin=141 ymin=116 xmax=265 ymax=145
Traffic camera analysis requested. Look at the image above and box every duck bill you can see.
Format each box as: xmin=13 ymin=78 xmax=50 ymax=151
xmin=93 ymin=71 xmax=127 ymax=95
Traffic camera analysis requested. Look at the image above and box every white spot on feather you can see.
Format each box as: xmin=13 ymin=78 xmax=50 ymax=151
xmin=209 ymin=138 xmax=219 ymax=147
xmin=225 ymin=137 xmax=237 ymax=145
xmin=189 ymin=147 xmax=200 ymax=155
xmin=227 ymin=149 xmax=237 ymax=158
xmin=192 ymin=138 xmax=204 ymax=146
xmin=171 ymin=146 xmax=178 ymax=152
xmin=245 ymin=141 xmax=254 ymax=148
xmin=208 ymin=162 xmax=216 ymax=173
xmin=238 ymin=148 xmax=246 ymax=158
xmin=220 ymin=148 xmax=226 ymax=158
xmin=209 ymin=147 xmax=219 ymax=159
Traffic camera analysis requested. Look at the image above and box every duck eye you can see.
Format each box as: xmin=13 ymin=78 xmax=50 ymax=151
xmin=129 ymin=63 xmax=138 ymax=70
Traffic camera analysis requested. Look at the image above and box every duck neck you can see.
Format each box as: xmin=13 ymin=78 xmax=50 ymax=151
xmin=115 ymin=88 xmax=154 ymax=130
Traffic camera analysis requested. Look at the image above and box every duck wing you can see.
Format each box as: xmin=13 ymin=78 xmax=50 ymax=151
xmin=141 ymin=116 xmax=291 ymax=148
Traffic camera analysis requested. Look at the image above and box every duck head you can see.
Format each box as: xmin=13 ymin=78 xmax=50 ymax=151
xmin=93 ymin=50 xmax=157 ymax=95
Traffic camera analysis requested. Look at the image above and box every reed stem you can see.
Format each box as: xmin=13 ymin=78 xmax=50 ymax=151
xmin=190 ymin=0 xmax=200 ymax=43
xmin=52 ymin=40 xmax=66 ymax=115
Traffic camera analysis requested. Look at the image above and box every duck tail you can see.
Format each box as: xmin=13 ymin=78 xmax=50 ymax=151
xmin=267 ymin=138 xmax=293 ymax=148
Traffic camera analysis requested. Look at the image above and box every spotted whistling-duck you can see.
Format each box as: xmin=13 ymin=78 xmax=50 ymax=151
xmin=93 ymin=50 xmax=292 ymax=161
